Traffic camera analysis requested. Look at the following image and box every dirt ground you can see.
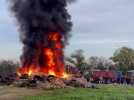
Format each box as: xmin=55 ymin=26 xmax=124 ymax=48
xmin=0 ymin=86 xmax=43 ymax=100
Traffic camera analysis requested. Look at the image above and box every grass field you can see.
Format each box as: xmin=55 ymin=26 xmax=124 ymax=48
xmin=0 ymin=85 xmax=134 ymax=100
xmin=23 ymin=85 xmax=134 ymax=100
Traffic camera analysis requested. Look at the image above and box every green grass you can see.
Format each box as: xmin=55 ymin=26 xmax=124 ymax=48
xmin=23 ymin=85 xmax=134 ymax=100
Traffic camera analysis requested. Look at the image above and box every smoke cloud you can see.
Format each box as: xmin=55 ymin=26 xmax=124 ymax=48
xmin=10 ymin=0 xmax=73 ymax=68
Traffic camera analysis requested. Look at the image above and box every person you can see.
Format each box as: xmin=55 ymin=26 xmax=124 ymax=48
xmin=99 ymin=77 xmax=103 ymax=84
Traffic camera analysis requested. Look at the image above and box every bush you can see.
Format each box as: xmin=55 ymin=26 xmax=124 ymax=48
xmin=0 ymin=60 xmax=19 ymax=84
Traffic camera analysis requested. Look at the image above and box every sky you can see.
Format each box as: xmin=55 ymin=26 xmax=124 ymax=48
xmin=0 ymin=0 xmax=134 ymax=60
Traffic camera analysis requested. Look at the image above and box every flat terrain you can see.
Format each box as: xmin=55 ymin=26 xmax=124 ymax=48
xmin=0 ymin=86 xmax=42 ymax=100
xmin=1 ymin=85 xmax=134 ymax=100
xmin=24 ymin=85 xmax=134 ymax=100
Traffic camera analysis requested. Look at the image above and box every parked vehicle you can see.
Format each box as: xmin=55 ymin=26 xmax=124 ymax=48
xmin=125 ymin=70 xmax=134 ymax=84
xmin=91 ymin=70 xmax=116 ymax=84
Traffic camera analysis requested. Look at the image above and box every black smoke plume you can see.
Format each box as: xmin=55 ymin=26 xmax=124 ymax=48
xmin=10 ymin=0 xmax=73 ymax=67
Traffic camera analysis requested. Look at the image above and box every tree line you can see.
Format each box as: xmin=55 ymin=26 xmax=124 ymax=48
xmin=0 ymin=46 xmax=134 ymax=77
xmin=66 ymin=47 xmax=134 ymax=75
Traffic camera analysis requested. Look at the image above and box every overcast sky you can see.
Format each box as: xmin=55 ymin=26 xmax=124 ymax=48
xmin=0 ymin=0 xmax=134 ymax=60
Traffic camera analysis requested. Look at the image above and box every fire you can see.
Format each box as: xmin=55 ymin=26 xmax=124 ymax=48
xmin=44 ymin=48 xmax=55 ymax=67
xmin=18 ymin=32 xmax=68 ymax=78
xmin=62 ymin=73 xmax=70 ymax=79
xmin=28 ymin=70 xmax=32 ymax=76
xmin=48 ymin=70 xmax=56 ymax=76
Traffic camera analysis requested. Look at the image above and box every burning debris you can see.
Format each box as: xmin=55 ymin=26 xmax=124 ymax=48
xmin=9 ymin=0 xmax=93 ymax=89
xmin=10 ymin=0 xmax=74 ymax=78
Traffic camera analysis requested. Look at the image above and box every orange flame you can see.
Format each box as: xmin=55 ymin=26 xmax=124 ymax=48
xmin=18 ymin=32 xmax=67 ymax=78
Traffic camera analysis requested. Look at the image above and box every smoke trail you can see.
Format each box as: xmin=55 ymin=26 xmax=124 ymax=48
xmin=10 ymin=0 xmax=73 ymax=68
